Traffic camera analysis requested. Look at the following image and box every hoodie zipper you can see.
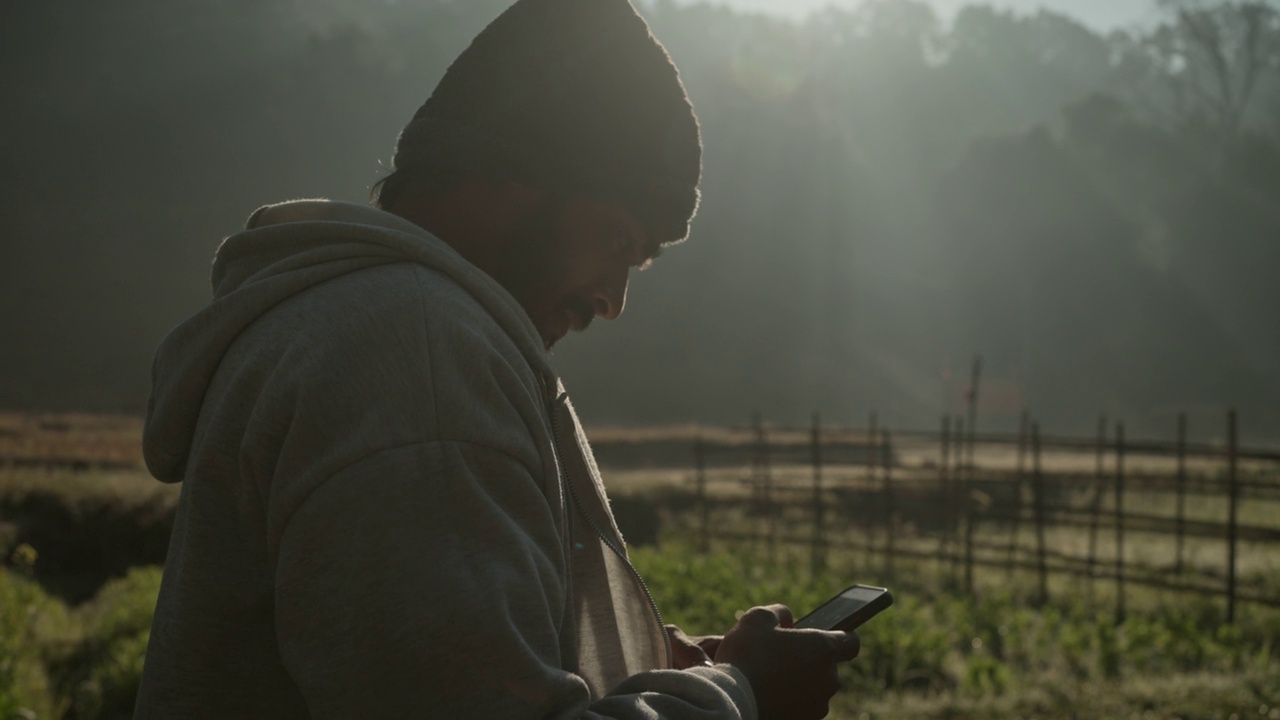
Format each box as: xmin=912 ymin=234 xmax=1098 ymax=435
xmin=549 ymin=391 xmax=672 ymax=670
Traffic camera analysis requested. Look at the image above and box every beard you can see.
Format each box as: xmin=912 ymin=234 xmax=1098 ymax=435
xmin=484 ymin=194 xmax=591 ymax=350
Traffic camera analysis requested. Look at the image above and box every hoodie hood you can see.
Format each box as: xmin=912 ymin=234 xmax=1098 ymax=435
xmin=143 ymin=199 xmax=554 ymax=483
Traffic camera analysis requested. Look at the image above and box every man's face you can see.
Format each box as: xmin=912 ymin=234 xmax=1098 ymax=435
xmin=494 ymin=194 xmax=658 ymax=351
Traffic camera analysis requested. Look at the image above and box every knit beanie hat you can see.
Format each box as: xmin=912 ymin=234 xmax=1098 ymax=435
xmin=392 ymin=0 xmax=702 ymax=245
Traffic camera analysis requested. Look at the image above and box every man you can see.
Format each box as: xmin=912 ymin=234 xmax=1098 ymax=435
xmin=136 ymin=0 xmax=860 ymax=718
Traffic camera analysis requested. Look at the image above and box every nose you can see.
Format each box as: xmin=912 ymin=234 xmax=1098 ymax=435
xmin=591 ymin=267 xmax=629 ymax=321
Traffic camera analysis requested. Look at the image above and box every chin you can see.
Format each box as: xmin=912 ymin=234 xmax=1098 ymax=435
xmin=538 ymin=320 xmax=569 ymax=352
xmin=541 ymin=331 xmax=562 ymax=352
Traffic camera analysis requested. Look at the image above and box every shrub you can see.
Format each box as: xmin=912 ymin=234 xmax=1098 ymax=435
xmin=55 ymin=567 xmax=162 ymax=720
xmin=0 ymin=566 xmax=75 ymax=719
xmin=0 ymin=488 xmax=172 ymax=604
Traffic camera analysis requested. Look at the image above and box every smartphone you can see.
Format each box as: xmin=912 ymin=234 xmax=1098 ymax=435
xmin=794 ymin=585 xmax=893 ymax=632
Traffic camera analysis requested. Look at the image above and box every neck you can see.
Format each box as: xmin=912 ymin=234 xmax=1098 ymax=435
xmin=388 ymin=178 xmax=548 ymax=268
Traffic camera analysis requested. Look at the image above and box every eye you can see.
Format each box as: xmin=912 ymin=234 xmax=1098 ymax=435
xmin=612 ymin=223 xmax=640 ymax=260
xmin=613 ymin=221 xmax=657 ymax=270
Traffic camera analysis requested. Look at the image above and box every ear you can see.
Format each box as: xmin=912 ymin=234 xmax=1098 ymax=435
xmin=495 ymin=180 xmax=551 ymax=213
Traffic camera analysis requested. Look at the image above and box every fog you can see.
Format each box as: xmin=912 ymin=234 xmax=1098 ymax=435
xmin=3 ymin=0 xmax=1278 ymax=441
xmin=686 ymin=0 xmax=1159 ymax=31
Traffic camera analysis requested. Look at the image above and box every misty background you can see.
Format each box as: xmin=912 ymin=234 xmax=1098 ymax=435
xmin=707 ymin=0 xmax=1158 ymax=28
xmin=3 ymin=0 xmax=1279 ymax=442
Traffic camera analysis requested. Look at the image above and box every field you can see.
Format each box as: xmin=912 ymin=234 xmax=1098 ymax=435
xmin=2 ymin=413 xmax=1279 ymax=719
xmin=632 ymin=542 xmax=1280 ymax=720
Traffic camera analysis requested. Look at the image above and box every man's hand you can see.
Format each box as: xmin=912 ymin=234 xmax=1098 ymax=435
xmin=714 ymin=605 xmax=860 ymax=720
xmin=666 ymin=625 xmax=722 ymax=669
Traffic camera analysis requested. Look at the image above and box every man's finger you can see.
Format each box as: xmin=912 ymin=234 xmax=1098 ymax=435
xmin=775 ymin=605 xmax=795 ymax=628
xmin=697 ymin=636 xmax=722 ymax=660
xmin=829 ymin=630 xmax=861 ymax=662
xmin=738 ymin=604 xmax=792 ymax=629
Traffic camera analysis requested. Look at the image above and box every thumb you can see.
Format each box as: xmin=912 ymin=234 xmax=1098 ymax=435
xmin=738 ymin=604 xmax=794 ymax=630
xmin=830 ymin=630 xmax=861 ymax=662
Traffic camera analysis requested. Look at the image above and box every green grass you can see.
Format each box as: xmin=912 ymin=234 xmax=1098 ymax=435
xmin=2 ymin=458 xmax=1277 ymax=719
xmin=632 ymin=539 xmax=1280 ymax=720
xmin=2 ymin=539 xmax=1277 ymax=719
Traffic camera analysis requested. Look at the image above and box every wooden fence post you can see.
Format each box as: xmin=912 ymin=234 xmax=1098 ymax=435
xmin=1115 ymin=422 xmax=1127 ymax=626
xmin=1007 ymin=410 xmax=1030 ymax=577
xmin=883 ymin=428 xmax=895 ymax=581
xmin=938 ymin=414 xmax=951 ymax=572
xmin=963 ymin=352 xmax=983 ymax=597
xmin=1175 ymin=413 xmax=1187 ymax=576
xmin=749 ymin=411 xmax=761 ymax=515
xmin=966 ymin=355 xmax=983 ymax=473
xmin=695 ymin=433 xmax=708 ymax=552
xmin=811 ymin=412 xmax=825 ymax=574
xmin=939 ymin=414 xmax=952 ymax=493
xmin=867 ymin=411 xmax=879 ymax=555
xmin=956 ymin=416 xmax=971 ymax=592
xmin=752 ymin=413 xmax=775 ymax=559
xmin=1226 ymin=409 xmax=1239 ymax=624
xmin=867 ymin=411 xmax=879 ymax=484
xmin=1032 ymin=422 xmax=1048 ymax=607
xmin=1087 ymin=415 xmax=1108 ymax=591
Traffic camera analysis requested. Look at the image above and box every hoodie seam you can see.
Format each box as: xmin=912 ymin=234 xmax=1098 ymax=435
xmin=305 ymin=437 xmax=543 ymax=508
xmin=277 ymin=438 xmax=545 ymax=554
xmin=404 ymin=435 xmax=540 ymax=474
xmin=414 ymin=262 xmax=445 ymax=439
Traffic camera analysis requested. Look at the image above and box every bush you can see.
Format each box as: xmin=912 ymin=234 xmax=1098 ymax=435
xmin=0 ymin=563 xmax=162 ymax=720
xmin=56 ymin=567 xmax=162 ymax=720
xmin=0 ymin=487 xmax=172 ymax=604
xmin=0 ymin=566 xmax=75 ymax=719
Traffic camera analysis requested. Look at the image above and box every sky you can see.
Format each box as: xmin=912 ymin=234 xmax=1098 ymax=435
xmin=676 ymin=0 xmax=1163 ymax=32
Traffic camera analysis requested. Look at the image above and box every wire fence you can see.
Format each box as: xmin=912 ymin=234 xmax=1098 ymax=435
xmin=597 ymin=407 xmax=1280 ymax=624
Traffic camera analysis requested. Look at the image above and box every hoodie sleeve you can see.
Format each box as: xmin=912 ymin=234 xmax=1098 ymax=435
xmin=273 ymin=439 xmax=756 ymax=720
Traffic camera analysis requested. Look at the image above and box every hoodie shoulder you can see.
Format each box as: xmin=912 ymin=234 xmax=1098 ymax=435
xmin=144 ymin=200 xmax=553 ymax=486
xmin=252 ymin=258 xmax=545 ymax=444
xmin=235 ymin=259 xmax=552 ymax=523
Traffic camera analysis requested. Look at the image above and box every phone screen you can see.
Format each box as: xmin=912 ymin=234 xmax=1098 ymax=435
xmin=795 ymin=585 xmax=891 ymax=631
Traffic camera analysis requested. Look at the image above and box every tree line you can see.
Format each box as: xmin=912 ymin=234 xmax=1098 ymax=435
xmin=2 ymin=0 xmax=1278 ymax=440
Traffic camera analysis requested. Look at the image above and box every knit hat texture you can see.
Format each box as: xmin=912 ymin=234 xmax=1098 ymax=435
xmin=393 ymin=0 xmax=702 ymax=244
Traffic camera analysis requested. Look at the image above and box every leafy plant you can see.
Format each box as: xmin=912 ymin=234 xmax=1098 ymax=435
xmin=0 ymin=567 xmax=75 ymax=719
xmin=56 ymin=567 xmax=162 ymax=720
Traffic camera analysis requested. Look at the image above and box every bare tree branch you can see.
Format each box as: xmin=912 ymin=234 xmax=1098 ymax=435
xmin=1155 ymin=1 xmax=1280 ymax=135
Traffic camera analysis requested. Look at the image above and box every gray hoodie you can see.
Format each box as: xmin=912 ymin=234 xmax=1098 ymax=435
xmin=135 ymin=200 xmax=755 ymax=719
